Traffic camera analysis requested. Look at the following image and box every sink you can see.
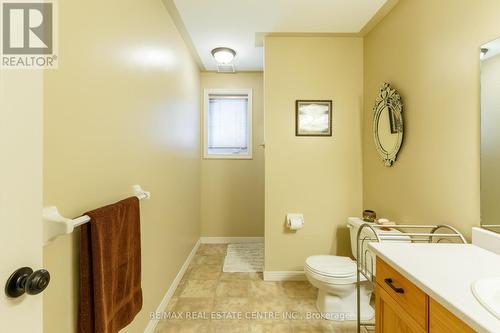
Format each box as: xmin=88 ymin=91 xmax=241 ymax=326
xmin=471 ymin=278 xmax=500 ymax=320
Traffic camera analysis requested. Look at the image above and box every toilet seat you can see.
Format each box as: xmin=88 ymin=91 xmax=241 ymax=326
xmin=305 ymin=255 xmax=363 ymax=284
xmin=305 ymin=255 xmax=356 ymax=277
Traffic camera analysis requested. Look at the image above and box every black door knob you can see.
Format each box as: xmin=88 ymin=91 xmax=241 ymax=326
xmin=5 ymin=267 xmax=50 ymax=298
xmin=25 ymin=269 xmax=50 ymax=295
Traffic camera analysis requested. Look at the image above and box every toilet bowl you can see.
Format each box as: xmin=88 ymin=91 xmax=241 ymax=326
xmin=305 ymin=255 xmax=373 ymax=321
xmin=304 ymin=217 xmax=409 ymax=321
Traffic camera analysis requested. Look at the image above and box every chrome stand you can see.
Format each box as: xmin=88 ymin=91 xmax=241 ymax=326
xmin=355 ymin=223 xmax=466 ymax=333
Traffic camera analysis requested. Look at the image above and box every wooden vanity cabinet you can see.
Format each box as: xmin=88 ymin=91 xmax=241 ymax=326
xmin=429 ymin=298 xmax=475 ymax=333
xmin=376 ymin=285 xmax=426 ymax=333
xmin=375 ymin=258 xmax=475 ymax=333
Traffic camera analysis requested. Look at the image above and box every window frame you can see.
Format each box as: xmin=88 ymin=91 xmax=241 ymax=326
xmin=203 ymin=88 xmax=253 ymax=160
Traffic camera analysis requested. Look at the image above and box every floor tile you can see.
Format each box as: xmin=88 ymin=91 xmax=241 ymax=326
xmin=286 ymin=297 xmax=318 ymax=318
xmin=291 ymin=321 xmax=334 ymax=333
xmin=331 ymin=321 xmax=369 ymax=333
xmin=189 ymin=265 xmax=222 ymax=280
xmin=213 ymin=297 xmax=251 ymax=313
xmin=155 ymin=244 xmax=365 ymax=333
xmin=197 ymin=244 xmax=228 ymax=256
xmin=194 ymin=255 xmax=225 ymax=265
xmin=156 ymin=320 xmax=210 ymax=333
xmin=282 ymin=281 xmax=318 ymax=298
xmin=180 ymin=280 xmax=218 ymax=298
xmin=250 ymin=295 xmax=290 ymax=315
xmin=165 ymin=297 xmax=178 ymax=312
xmin=220 ymin=272 xmax=263 ymax=280
xmin=249 ymin=322 xmax=293 ymax=333
xmin=209 ymin=321 xmax=249 ymax=333
xmin=249 ymin=280 xmax=286 ymax=298
xmin=216 ymin=280 xmax=251 ymax=297
xmin=173 ymin=297 xmax=214 ymax=314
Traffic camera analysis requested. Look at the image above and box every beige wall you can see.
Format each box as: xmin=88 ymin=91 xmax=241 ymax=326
xmin=363 ymin=0 xmax=500 ymax=240
xmin=264 ymin=37 xmax=364 ymax=271
xmin=200 ymin=72 xmax=265 ymax=237
xmin=43 ymin=0 xmax=200 ymax=332
xmin=480 ymin=54 xmax=500 ymax=227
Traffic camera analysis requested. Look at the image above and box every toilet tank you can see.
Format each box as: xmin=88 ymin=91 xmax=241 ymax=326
xmin=347 ymin=217 xmax=410 ymax=260
xmin=347 ymin=217 xmax=370 ymax=260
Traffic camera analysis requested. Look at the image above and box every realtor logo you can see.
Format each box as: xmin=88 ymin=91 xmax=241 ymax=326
xmin=1 ymin=0 xmax=57 ymax=68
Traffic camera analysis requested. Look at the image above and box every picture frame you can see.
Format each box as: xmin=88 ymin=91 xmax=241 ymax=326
xmin=295 ymin=100 xmax=332 ymax=136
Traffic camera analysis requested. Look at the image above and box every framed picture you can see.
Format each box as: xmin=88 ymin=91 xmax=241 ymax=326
xmin=295 ymin=100 xmax=332 ymax=136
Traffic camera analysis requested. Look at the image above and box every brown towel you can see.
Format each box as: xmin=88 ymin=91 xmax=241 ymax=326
xmin=79 ymin=197 xmax=143 ymax=333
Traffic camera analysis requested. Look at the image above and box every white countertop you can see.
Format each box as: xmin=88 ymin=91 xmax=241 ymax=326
xmin=368 ymin=243 xmax=500 ymax=333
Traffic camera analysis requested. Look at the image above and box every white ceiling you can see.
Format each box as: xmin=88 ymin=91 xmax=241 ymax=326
xmin=172 ymin=0 xmax=388 ymax=71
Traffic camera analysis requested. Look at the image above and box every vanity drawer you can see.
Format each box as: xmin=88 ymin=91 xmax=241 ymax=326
xmin=376 ymin=257 xmax=428 ymax=329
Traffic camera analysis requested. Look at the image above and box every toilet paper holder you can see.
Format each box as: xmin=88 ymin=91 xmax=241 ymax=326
xmin=286 ymin=213 xmax=304 ymax=230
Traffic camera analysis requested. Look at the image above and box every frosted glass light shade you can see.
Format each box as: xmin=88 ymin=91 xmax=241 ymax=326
xmin=211 ymin=47 xmax=236 ymax=64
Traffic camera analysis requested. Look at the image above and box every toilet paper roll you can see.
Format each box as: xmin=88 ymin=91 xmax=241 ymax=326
xmin=286 ymin=214 xmax=304 ymax=230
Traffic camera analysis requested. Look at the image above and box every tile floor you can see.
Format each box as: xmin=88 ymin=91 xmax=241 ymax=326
xmin=155 ymin=244 xmax=370 ymax=333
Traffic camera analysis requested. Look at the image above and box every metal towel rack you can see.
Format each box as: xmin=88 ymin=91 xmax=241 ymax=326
xmin=355 ymin=223 xmax=467 ymax=333
xmin=42 ymin=184 xmax=150 ymax=245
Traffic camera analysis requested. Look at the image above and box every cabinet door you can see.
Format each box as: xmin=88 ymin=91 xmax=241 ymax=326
xmin=429 ymin=298 xmax=475 ymax=333
xmin=376 ymin=283 xmax=427 ymax=333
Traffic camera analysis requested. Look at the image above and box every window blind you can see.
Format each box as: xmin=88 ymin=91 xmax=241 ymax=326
xmin=207 ymin=95 xmax=249 ymax=155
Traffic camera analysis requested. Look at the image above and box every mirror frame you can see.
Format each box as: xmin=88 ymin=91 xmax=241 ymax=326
xmin=373 ymin=83 xmax=404 ymax=166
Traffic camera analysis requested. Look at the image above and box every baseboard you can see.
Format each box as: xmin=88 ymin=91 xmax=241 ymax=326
xmin=263 ymin=271 xmax=306 ymax=281
xmin=144 ymin=239 xmax=200 ymax=333
xmin=200 ymin=236 xmax=264 ymax=244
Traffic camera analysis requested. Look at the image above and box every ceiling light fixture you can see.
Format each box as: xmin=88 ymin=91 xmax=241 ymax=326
xmin=211 ymin=47 xmax=236 ymax=64
xmin=480 ymin=48 xmax=489 ymax=59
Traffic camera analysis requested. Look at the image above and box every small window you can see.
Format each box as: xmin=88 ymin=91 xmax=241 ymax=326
xmin=203 ymin=89 xmax=252 ymax=159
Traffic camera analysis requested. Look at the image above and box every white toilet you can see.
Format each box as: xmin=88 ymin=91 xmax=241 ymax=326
xmin=304 ymin=217 xmax=407 ymax=321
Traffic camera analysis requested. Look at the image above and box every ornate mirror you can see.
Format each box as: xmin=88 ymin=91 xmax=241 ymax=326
xmin=373 ymin=83 xmax=404 ymax=166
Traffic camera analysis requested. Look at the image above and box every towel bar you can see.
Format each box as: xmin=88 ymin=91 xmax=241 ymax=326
xmin=42 ymin=184 xmax=150 ymax=245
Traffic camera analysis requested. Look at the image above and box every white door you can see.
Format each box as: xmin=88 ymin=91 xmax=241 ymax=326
xmin=0 ymin=69 xmax=44 ymax=332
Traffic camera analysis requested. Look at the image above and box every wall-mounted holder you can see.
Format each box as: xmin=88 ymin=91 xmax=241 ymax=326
xmin=286 ymin=213 xmax=304 ymax=231
xmin=42 ymin=184 xmax=151 ymax=246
